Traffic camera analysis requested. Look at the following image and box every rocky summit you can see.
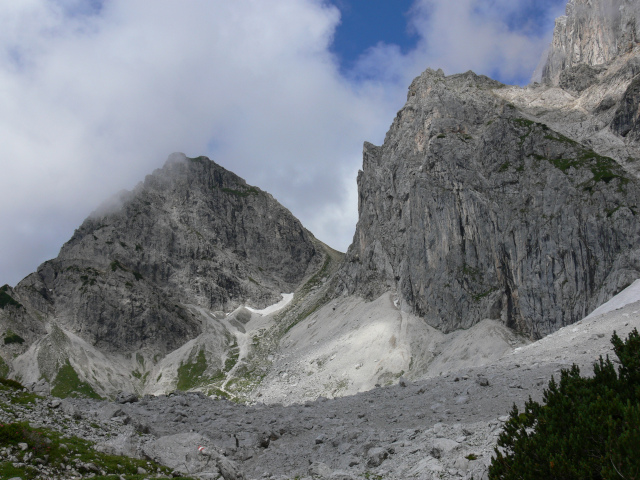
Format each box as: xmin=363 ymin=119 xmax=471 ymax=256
xmin=1 ymin=0 xmax=640 ymax=478
xmin=540 ymin=0 xmax=640 ymax=86
xmin=0 ymin=153 xmax=330 ymax=398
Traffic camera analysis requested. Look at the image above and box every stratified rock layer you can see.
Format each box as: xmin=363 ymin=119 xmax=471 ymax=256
xmin=337 ymin=69 xmax=640 ymax=338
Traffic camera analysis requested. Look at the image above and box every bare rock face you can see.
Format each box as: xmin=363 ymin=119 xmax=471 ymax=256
xmin=336 ymin=0 xmax=640 ymax=340
xmin=541 ymin=0 xmax=640 ymax=85
xmin=611 ymin=73 xmax=640 ymax=140
xmin=336 ymin=68 xmax=640 ymax=338
xmin=3 ymin=153 xmax=324 ymax=357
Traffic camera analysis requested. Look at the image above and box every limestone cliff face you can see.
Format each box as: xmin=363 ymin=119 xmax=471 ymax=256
xmin=542 ymin=0 xmax=640 ymax=85
xmin=4 ymin=153 xmax=324 ymax=356
xmin=337 ymin=69 xmax=640 ymax=338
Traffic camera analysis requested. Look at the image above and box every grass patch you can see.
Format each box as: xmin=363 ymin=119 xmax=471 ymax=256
xmin=0 ymin=285 xmax=22 ymax=310
xmin=176 ymin=349 xmax=209 ymax=391
xmin=0 ymin=422 xmax=183 ymax=479
xmin=512 ymin=118 xmax=535 ymax=128
xmin=0 ymin=377 xmax=24 ymax=390
xmin=224 ymin=341 xmax=240 ymax=373
xmin=498 ymin=162 xmax=510 ymax=172
xmin=544 ymin=132 xmax=579 ymax=146
xmin=545 ymin=149 xmax=629 ymax=192
xmin=0 ymin=358 xmax=9 ymax=378
xmin=51 ymin=360 xmax=102 ymax=400
xmin=3 ymin=330 xmax=25 ymax=345
xmin=205 ymin=386 xmax=229 ymax=398
xmin=0 ymin=379 xmax=39 ymax=406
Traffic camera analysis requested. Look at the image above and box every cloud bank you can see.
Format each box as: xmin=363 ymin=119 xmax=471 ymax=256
xmin=0 ymin=0 xmax=564 ymax=286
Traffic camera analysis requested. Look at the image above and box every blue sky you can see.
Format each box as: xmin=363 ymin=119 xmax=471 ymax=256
xmin=0 ymin=0 xmax=568 ymax=286
xmin=328 ymin=0 xmax=417 ymax=72
xmin=328 ymin=0 xmax=566 ymax=85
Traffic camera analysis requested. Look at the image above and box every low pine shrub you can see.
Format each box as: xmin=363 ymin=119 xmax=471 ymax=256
xmin=489 ymin=328 xmax=640 ymax=479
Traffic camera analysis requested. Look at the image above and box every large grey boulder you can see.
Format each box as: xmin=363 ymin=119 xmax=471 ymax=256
xmin=143 ymin=432 xmax=244 ymax=479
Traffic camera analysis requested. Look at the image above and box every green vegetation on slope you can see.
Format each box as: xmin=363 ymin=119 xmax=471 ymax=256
xmin=3 ymin=330 xmax=25 ymax=345
xmin=510 ymin=118 xmax=630 ymax=192
xmin=0 ymin=357 xmax=9 ymax=378
xmin=50 ymin=360 xmax=102 ymax=400
xmin=0 ymin=285 xmax=22 ymax=309
xmin=0 ymin=378 xmax=195 ymax=479
xmin=0 ymin=421 xmax=190 ymax=480
xmin=175 ymin=349 xmax=228 ymax=391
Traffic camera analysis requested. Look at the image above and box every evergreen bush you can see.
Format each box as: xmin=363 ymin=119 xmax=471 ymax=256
xmin=489 ymin=328 xmax=640 ymax=479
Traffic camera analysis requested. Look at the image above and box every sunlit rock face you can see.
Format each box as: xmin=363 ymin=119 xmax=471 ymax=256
xmin=541 ymin=0 xmax=640 ymax=86
xmin=336 ymin=68 xmax=640 ymax=339
xmin=337 ymin=0 xmax=640 ymax=340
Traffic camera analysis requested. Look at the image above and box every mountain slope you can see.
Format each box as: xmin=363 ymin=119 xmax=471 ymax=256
xmin=0 ymin=153 xmax=328 ymax=397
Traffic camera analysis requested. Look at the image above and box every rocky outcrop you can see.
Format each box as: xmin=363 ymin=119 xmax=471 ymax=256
xmin=336 ymin=69 xmax=640 ymax=338
xmin=3 ymin=297 xmax=636 ymax=480
xmin=611 ymin=73 xmax=640 ymax=140
xmin=541 ymin=0 xmax=640 ymax=85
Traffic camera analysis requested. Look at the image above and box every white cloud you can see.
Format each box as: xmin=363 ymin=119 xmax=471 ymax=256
xmin=353 ymin=0 xmax=565 ymax=87
xmin=0 ymin=0 xmax=564 ymax=286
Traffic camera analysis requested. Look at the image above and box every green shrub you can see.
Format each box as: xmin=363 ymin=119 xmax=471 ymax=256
xmin=0 ymin=423 xmax=51 ymax=456
xmin=3 ymin=331 xmax=25 ymax=345
xmin=0 ymin=285 xmax=22 ymax=309
xmin=0 ymin=377 xmax=24 ymax=389
xmin=489 ymin=328 xmax=640 ymax=479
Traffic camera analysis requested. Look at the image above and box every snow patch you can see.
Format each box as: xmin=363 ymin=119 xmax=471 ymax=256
xmin=584 ymin=279 xmax=640 ymax=320
xmin=246 ymin=293 xmax=293 ymax=316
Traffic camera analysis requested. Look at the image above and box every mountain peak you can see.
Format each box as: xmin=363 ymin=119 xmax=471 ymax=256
xmin=541 ymin=0 xmax=640 ymax=85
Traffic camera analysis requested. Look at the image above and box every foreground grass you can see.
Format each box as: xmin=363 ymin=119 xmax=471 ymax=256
xmin=0 ymin=378 xmax=195 ymax=479
xmin=0 ymin=421 xmax=193 ymax=479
